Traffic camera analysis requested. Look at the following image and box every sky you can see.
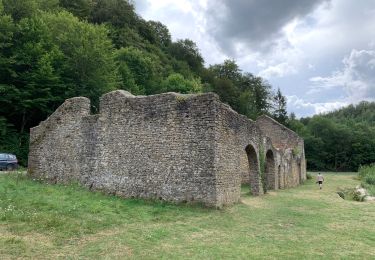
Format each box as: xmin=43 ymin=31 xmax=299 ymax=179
xmin=134 ymin=0 xmax=375 ymax=117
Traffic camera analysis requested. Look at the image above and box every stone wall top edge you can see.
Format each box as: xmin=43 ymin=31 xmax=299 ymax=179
xmin=214 ymin=99 xmax=255 ymax=123
xmin=99 ymin=90 xmax=221 ymax=113
xmin=256 ymin=115 xmax=302 ymax=140
xmin=30 ymin=96 xmax=91 ymax=143
xmin=31 ymin=97 xmax=91 ymax=130
xmin=100 ymin=90 xmax=220 ymax=101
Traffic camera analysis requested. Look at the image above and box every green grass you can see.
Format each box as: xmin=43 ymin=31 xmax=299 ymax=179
xmin=1 ymin=171 xmax=374 ymax=259
xmin=358 ymin=164 xmax=375 ymax=196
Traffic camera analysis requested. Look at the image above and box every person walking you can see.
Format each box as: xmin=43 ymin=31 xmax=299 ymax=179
xmin=316 ymin=173 xmax=324 ymax=189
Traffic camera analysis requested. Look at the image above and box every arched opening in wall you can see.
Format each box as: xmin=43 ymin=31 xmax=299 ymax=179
xmin=278 ymin=165 xmax=281 ymax=189
xmin=265 ymin=150 xmax=276 ymax=191
xmin=245 ymin=144 xmax=261 ymax=196
xmin=298 ymin=162 xmax=302 ymax=184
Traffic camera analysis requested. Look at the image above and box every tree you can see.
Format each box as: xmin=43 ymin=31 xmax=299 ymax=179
xmin=0 ymin=2 xmax=15 ymax=83
xmin=2 ymin=0 xmax=59 ymax=20
xmin=161 ymin=73 xmax=202 ymax=94
xmin=59 ymin=0 xmax=93 ymax=20
xmin=209 ymin=59 xmax=241 ymax=82
xmin=1 ymin=10 xmax=119 ymax=132
xmin=116 ymin=47 xmax=162 ymax=95
xmin=90 ymin=0 xmax=137 ymax=28
xmin=147 ymin=21 xmax=171 ymax=48
xmin=169 ymin=39 xmax=204 ymax=74
xmin=41 ymin=11 xmax=119 ymax=106
xmin=205 ymin=60 xmax=274 ymax=119
xmin=272 ymin=88 xmax=288 ymax=124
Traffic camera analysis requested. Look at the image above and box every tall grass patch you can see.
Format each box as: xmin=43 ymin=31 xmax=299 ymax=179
xmin=358 ymin=164 xmax=375 ymax=195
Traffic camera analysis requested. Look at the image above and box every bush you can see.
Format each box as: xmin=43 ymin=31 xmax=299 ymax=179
xmin=364 ymin=175 xmax=375 ymax=185
xmin=306 ymin=173 xmax=312 ymax=180
xmin=337 ymin=188 xmax=366 ymax=202
xmin=358 ymin=164 xmax=375 ymax=196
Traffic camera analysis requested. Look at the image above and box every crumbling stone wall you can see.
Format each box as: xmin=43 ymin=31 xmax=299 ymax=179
xmin=28 ymin=97 xmax=91 ymax=183
xmin=256 ymin=115 xmax=307 ymax=187
xmin=28 ymin=90 xmax=306 ymax=207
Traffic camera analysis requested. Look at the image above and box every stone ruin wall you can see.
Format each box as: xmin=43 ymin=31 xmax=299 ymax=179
xmin=28 ymin=90 xmax=306 ymax=207
xmin=256 ymin=115 xmax=307 ymax=187
xmin=29 ymin=91 xmax=220 ymax=206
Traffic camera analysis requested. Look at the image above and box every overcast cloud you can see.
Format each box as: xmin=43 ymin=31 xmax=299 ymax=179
xmin=206 ymin=0 xmax=327 ymax=54
xmin=135 ymin=0 xmax=375 ymax=117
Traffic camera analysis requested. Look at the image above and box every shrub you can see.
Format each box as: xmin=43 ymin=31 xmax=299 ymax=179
xmin=306 ymin=173 xmax=312 ymax=180
xmin=364 ymin=175 xmax=375 ymax=185
xmin=358 ymin=164 xmax=375 ymax=196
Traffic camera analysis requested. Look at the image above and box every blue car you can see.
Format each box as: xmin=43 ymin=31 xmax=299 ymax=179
xmin=0 ymin=153 xmax=18 ymax=171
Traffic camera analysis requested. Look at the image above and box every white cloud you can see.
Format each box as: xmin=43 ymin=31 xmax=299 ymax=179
xmin=287 ymin=95 xmax=349 ymax=116
xmin=134 ymin=0 xmax=227 ymax=66
xmin=309 ymin=49 xmax=375 ymax=103
xmin=258 ymin=62 xmax=297 ymax=78
xmin=134 ymin=0 xmax=375 ymax=117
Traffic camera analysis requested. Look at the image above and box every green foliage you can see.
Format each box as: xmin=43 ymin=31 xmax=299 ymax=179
xmin=337 ymin=187 xmax=365 ymax=202
xmin=0 ymin=0 xmax=287 ymax=166
xmin=116 ymin=47 xmax=162 ymax=95
xmin=2 ymin=0 xmax=59 ymax=20
xmin=59 ymin=0 xmax=93 ymax=20
xmin=39 ymin=11 xmax=119 ymax=104
xmin=205 ymin=60 xmax=275 ymax=120
xmin=147 ymin=21 xmax=172 ymax=48
xmin=272 ymin=88 xmax=288 ymax=124
xmin=169 ymin=39 xmax=204 ymax=74
xmin=358 ymin=164 xmax=375 ymax=196
xmin=288 ymin=103 xmax=375 ymax=172
xmin=292 ymin=147 xmax=301 ymax=157
xmin=161 ymin=73 xmax=202 ymax=94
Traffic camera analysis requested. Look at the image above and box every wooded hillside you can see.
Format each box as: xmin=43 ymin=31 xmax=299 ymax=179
xmin=287 ymin=101 xmax=375 ymax=171
xmin=0 ymin=0 xmax=286 ymax=165
xmin=1 ymin=0 xmax=373 ymax=172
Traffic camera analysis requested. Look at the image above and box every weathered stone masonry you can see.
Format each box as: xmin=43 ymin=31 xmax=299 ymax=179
xmin=28 ymin=90 xmax=306 ymax=207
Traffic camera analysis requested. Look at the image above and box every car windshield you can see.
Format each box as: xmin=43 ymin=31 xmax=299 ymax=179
xmin=0 ymin=154 xmax=15 ymax=159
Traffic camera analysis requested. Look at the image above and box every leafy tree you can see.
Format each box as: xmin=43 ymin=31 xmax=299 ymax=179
xmin=0 ymin=0 xmax=303 ymax=167
xmin=59 ymin=0 xmax=93 ymax=19
xmin=0 ymin=3 xmax=14 ymax=82
xmin=1 ymin=10 xmax=119 ymax=153
xmin=205 ymin=60 xmax=275 ymax=120
xmin=41 ymin=11 xmax=119 ymax=106
xmin=90 ymin=0 xmax=137 ymax=28
xmin=161 ymin=73 xmax=202 ymax=94
xmin=2 ymin=0 xmax=59 ymax=20
xmin=272 ymin=88 xmax=288 ymax=124
xmin=147 ymin=21 xmax=171 ymax=48
xmin=209 ymin=59 xmax=241 ymax=82
xmin=242 ymin=73 xmax=272 ymax=117
xmin=116 ymin=47 xmax=163 ymax=95
xmin=169 ymin=39 xmax=204 ymax=74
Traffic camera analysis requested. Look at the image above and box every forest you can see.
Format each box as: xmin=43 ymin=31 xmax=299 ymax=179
xmin=0 ymin=0 xmax=374 ymax=171
xmin=287 ymin=102 xmax=375 ymax=172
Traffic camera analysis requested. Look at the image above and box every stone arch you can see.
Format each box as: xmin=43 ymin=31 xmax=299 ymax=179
xmin=245 ymin=144 xmax=261 ymax=195
xmin=265 ymin=150 xmax=276 ymax=190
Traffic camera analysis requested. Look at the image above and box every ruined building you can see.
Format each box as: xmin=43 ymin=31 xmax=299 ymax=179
xmin=28 ymin=90 xmax=306 ymax=207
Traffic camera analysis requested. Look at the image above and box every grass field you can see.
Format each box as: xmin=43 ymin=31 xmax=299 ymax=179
xmin=1 ymin=171 xmax=374 ymax=259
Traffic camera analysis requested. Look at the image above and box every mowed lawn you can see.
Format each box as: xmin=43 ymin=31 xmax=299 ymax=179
xmin=1 ymin=172 xmax=374 ymax=259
